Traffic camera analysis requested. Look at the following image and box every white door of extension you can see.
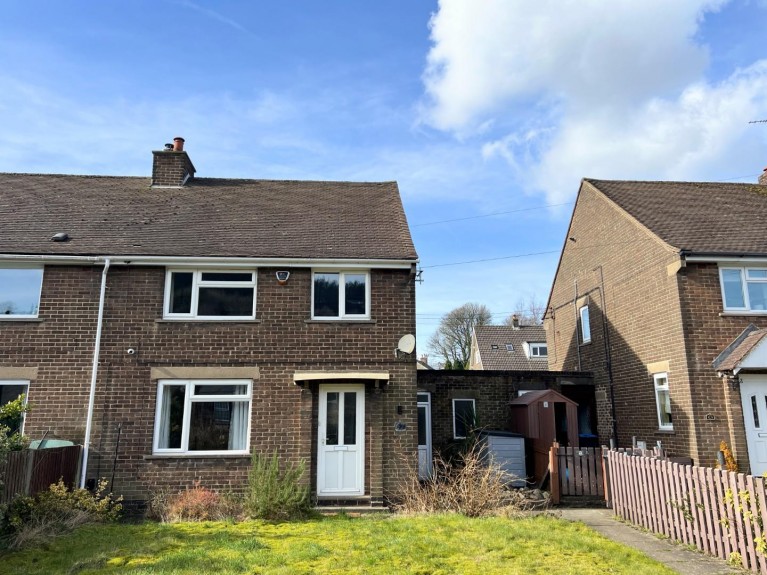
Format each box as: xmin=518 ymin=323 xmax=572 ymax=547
xmin=740 ymin=376 xmax=767 ymax=476
xmin=417 ymin=392 xmax=432 ymax=479
xmin=318 ymin=384 xmax=365 ymax=496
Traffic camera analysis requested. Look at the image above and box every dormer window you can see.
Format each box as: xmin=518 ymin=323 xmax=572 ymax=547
xmin=164 ymin=270 xmax=256 ymax=320
xmin=524 ymin=342 xmax=548 ymax=359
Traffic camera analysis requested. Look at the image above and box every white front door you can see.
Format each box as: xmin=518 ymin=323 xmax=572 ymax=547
xmin=318 ymin=384 xmax=365 ymax=496
xmin=740 ymin=376 xmax=767 ymax=475
xmin=417 ymin=392 xmax=432 ymax=479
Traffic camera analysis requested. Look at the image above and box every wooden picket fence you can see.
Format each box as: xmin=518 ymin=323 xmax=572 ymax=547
xmin=606 ymin=449 xmax=767 ymax=573
xmin=0 ymin=445 xmax=81 ymax=504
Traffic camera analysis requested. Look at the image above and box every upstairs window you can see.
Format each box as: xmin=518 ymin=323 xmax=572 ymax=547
xmin=720 ymin=267 xmax=767 ymax=312
xmin=312 ymin=271 xmax=369 ymax=319
xmin=524 ymin=342 xmax=548 ymax=359
xmin=0 ymin=267 xmax=43 ymax=318
xmin=164 ymin=270 xmax=256 ymax=319
xmin=654 ymin=373 xmax=673 ymax=431
xmin=579 ymin=305 xmax=591 ymax=344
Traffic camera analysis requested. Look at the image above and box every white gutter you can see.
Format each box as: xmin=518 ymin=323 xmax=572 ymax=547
xmin=0 ymin=254 xmax=417 ymax=269
xmin=684 ymin=255 xmax=767 ymax=264
xmin=80 ymin=257 xmax=110 ymax=489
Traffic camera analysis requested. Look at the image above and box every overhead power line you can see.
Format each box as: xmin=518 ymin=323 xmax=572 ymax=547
xmin=412 ymin=202 xmax=574 ymax=227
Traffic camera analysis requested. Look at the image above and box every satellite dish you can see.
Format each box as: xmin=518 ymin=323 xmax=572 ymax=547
xmin=397 ymin=334 xmax=416 ymax=354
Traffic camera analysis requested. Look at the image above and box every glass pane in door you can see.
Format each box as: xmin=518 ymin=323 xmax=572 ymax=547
xmin=418 ymin=405 xmax=427 ymax=446
xmin=326 ymin=392 xmax=339 ymax=445
xmin=343 ymin=392 xmax=357 ymax=445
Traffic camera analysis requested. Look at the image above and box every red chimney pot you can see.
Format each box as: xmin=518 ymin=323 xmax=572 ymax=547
xmin=173 ymin=137 xmax=185 ymax=152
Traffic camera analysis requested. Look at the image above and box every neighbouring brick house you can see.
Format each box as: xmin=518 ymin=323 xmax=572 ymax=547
xmin=468 ymin=322 xmax=549 ymax=371
xmin=0 ymin=138 xmax=419 ymax=505
xmin=545 ymin=171 xmax=767 ymax=473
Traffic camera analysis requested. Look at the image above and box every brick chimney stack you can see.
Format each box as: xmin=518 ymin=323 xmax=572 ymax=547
xmin=760 ymin=168 xmax=767 ymax=186
xmin=152 ymin=137 xmax=196 ymax=187
xmin=511 ymin=314 xmax=520 ymax=329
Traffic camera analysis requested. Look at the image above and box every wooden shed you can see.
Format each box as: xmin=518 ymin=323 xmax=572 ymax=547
xmin=509 ymin=389 xmax=579 ymax=483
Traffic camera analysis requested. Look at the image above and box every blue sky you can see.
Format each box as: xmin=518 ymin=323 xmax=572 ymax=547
xmin=2 ymin=1 xmax=767 ymax=356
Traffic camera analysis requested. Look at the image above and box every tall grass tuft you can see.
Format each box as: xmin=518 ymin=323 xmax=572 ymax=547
xmin=245 ymin=451 xmax=311 ymax=520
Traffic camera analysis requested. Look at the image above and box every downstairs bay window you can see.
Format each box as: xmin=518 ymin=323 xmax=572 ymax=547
xmin=153 ymin=380 xmax=251 ymax=455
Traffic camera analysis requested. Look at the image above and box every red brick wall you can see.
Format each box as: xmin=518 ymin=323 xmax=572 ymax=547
xmin=1 ymin=265 xmax=416 ymax=502
xmin=546 ymin=182 xmax=693 ymax=457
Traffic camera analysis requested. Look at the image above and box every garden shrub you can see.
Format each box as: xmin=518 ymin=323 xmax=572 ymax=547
xmin=148 ymin=484 xmax=242 ymax=523
xmin=245 ymin=451 xmax=311 ymax=520
xmin=1 ymin=479 xmax=122 ymax=549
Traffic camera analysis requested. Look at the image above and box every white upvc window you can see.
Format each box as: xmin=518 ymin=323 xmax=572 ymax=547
xmin=720 ymin=267 xmax=767 ymax=312
xmin=312 ymin=270 xmax=370 ymax=319
xmin=153 ymin=379 xmax=252 ymax=455
xmin=0 ymin=380 xmax=29 ymax=434
xmin=452 ymin=398 xmax=476 ymax=439
xmin=653 ymin=373 xmax=673 ymax=431
xmin=524 ymin=342 xmax=548 ymax=359
xmin=164 ymin=270 xmax=256 ymax=320
xmin=0 ymin=266 xmax=43 ymax=319
xmin=579 ymin=305 xmax=591 ymax=344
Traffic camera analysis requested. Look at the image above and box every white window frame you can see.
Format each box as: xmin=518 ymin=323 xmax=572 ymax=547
xmin=163 ymin=269 xmax=257 ymax=320
xmin=719 ymin=266 xmax=767 ymax=312
xmin=152 ymin=379 xmax=252 ymax=455
xmin=0 ymin=380 xmax=29 ymax=434
xmin=653 ymin=372 xmax=673 ymax=431
xmin=525 ymin=342 xmax=548 ymax=359
xmin=579 ymin=305 xmax=591 ymax=344
xmin=0 ymin=265 xmax=44 ymax=319
xmin=452 ymin=398 xmax=476 ymax=440
xmin=311 ymin=270 xmax=371 ymax=320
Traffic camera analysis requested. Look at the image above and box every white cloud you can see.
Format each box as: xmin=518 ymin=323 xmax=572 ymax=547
xmin=422 ymin=0 xmax=767 ymax=202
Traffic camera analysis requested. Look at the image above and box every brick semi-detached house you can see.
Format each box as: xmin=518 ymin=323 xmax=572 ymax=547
xmin=545 ymin=170 xmax=767 ymax=473
xmin=0 ymin=138 xmax=419 ymax=505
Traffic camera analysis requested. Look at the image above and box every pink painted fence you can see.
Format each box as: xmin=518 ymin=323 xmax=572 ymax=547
xmin=606 ymin=449 xmax=767 ymax=573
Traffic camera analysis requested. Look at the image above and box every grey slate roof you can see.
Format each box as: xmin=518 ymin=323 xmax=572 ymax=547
xmin=474 ymin=325 xmax=548 ymax=370
xmin=587 ymin=179 xmax=767 ymax=255
xmin=0 ymin=174 xmax=418 ymax=260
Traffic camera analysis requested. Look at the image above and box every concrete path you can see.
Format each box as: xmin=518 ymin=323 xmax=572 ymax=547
xmin=558 ymin=508 xmax=742 ymax=575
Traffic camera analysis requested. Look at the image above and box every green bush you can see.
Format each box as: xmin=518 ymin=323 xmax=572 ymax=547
xmin=0 ymin=479 xmax=122 ymax=549
xmin=245 ymin=451 xmax=311 ymax=520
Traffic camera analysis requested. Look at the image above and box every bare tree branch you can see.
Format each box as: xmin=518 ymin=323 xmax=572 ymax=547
xmin=429 ymin=303 xmax=493 ymax=369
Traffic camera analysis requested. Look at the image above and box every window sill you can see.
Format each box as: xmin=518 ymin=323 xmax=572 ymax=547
xmin=144 ymin=453 xmax=251 ymax=460
xmin=0 ymin=318 xmax=44 ymax=323
xmin=155 ymin=319 xmax=261 ymax=324
xmin=655 ymin=429 xmax=675 ymax=435
xmin=580 ymin=340 xmax=592 ymax=346
xmin=305 ymin=319 xmax=377 ymax=324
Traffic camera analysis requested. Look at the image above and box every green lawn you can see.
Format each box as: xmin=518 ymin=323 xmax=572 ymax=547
xmin=1 ymin=514 xmax=675 ymax=575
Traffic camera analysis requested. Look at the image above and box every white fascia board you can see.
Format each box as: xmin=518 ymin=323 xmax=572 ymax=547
xmin=0 ymin=254 xmax=417 ymax=269
xmin=684 ymin=255 xmax=767 ymax=264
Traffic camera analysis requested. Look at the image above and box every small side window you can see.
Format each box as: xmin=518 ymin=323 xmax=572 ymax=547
xmin=579 ymin=305 xmax=591 ymax=344
xmin=452 ymin=399 xmax=476 ymax=439
xmin=654 ymin=373 xmax=673 ymax=431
